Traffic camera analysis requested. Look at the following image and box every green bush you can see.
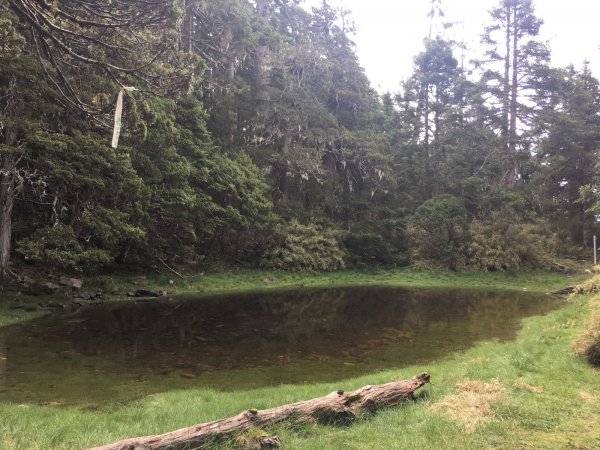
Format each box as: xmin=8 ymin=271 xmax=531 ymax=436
xmin=17 ymin=224 xmax=111 ymax=272
xmin=261 ymin=220 xmax=345 ymax=271
xmin=466 ymin=214 xmax=558 ymax=271
xmin=342 ymin=231 xmax=409 ymax=266
xmin=407 ymin=194 xmax=469 ymax=270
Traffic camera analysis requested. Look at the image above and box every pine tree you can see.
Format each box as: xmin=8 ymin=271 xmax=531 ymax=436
xmin=480 ymin=0 xmax=550 ymax=184
xmin=534 ymin=64 xmax=600 ymax=246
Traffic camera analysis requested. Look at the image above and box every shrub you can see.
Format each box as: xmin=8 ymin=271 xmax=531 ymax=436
xmin=261 ymin=220 xmax=345 ymax=271
xmin=342 ymin=231 xmax=409 ymax=266
xmin=17 ymin=224 xmax=111 ymax=272
xmin=407 ymin=194 xmax=469 ymax=270
xmin=466 ymin=214 xmax=558 ymax=271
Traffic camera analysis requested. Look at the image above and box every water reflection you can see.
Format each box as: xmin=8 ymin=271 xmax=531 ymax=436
xmin=0 ymin=287 xmax=561 ymax=407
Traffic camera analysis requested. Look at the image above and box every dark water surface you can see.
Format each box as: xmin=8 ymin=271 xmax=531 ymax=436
xmin=0 ymin=287 xmax=561 ymax=407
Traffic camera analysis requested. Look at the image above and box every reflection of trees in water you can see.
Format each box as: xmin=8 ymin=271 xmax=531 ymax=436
xmin=5 ymin=288 xmax=558 ymax=373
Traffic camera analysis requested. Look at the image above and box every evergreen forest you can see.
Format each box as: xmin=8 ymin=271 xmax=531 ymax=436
xmin=1 ymin=0 xmax=599 ymax=277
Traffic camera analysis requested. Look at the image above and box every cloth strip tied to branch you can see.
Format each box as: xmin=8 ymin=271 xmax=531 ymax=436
xmin=111 ymin=86 xmax=137 ymax=148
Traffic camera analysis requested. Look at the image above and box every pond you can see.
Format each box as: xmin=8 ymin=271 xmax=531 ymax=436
xmin=0 ymin=286 xmax=561 ymax=408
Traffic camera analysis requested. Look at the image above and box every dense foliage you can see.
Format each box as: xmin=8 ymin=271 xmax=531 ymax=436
xmin=0 ymin=0 xmax=599 ymax=275
xmin=262 ymin=220 xmax=345 ymax=271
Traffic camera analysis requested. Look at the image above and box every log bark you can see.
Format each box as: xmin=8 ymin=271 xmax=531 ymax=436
xmin=89 ymin=372 xmax=430 ymax=450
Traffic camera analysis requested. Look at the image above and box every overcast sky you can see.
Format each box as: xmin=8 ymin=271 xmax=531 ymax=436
xmin=303 ymin=0 xmax=600 ymax=93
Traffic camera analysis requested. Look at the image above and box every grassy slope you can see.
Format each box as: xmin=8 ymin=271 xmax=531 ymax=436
xmin=1 ymin=269 xmax=599 ymax=449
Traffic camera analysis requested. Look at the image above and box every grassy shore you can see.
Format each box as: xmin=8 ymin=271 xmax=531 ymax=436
xmin=92 ymin=267 xmax=585 ymax=296
xmin=2 ymin=267 xmax=584 ymax=328
xmin=1 ymin=269 xmax=599 ymax=449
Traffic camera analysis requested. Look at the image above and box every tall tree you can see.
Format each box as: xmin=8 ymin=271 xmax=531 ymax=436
xmin=480 ymin=0 xmax=549 ymax=183
xmin=0 ymin=0 xmax=25 ymax=275
xmin=398 ymin=37 xmax=462 ymax=198
xmin=534 ymin=64 xmax=600 ymax=246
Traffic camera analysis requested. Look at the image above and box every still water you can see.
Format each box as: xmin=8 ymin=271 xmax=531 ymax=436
xmin=0 ymin=287 xmax=561 ymax=408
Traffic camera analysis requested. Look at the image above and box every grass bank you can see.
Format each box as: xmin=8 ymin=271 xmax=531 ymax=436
xmin=92 ymin=267 xmax=584 ymax=296
xmin=1 ymin=270 xmax=598 ymax=449
xmin=2 ymin=268 xmax=583 ymax=328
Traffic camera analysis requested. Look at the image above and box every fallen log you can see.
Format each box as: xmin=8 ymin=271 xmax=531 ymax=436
xmin=552 ymin=261 xmax=569 ymax=273
xmin=89 ymin=372 xmax=430 ymax=450
xmin=553 ymin=286 xmax=576 ymax=295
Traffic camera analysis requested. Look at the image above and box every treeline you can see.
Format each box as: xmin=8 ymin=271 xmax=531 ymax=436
xmin=0 ymin=0 xmax=598 ymax=275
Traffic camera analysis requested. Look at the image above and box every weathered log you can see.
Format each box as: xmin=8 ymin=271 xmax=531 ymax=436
xmin=552 ymin=261 xmax=569 ymax=272
xmin=89 ymin=372 xmax=430 ymax=450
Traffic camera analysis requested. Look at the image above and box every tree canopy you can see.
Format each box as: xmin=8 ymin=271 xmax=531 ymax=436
xmin=0 ymin=0 xmax=598 ymax=275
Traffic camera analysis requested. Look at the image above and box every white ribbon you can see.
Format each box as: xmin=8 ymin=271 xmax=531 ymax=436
xmin=111 ymin=87 xmax=137 ymax=148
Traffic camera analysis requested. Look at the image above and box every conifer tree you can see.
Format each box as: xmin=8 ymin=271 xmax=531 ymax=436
xmin=480 ymin=0 xmax=550 ymax=184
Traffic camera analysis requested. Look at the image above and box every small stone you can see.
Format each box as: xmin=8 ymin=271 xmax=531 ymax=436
xmin=59 ymin=277 xmax=84 ymax=290
xmin=43 ymin=282 xmax=60 ymax=290
xmin=259 ymin=436 xmax=281 ymax=449
xmin=132 ymin=289 xmax=161 ymax=297
xmin=20 ymin=276 xmax=35 ymax=285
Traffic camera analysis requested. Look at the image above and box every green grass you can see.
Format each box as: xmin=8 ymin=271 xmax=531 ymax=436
xmin=91 ymin=267 xmax=584 ymax=296
xmin=0 ymin=304 xmax=44 ymax=328
xmin=1 ymin=269 xmax=598 ymax=449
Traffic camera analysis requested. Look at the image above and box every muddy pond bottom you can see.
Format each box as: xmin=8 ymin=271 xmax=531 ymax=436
xmin=0 ymin=287 xmax=561 ymax=408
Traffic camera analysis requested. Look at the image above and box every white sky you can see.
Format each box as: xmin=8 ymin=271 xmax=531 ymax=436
xmin=303 ymin=0 xmax=600 ymax=93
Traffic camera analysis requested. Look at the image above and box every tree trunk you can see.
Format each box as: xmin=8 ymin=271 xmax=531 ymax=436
xmin=502 ymin=4 xmax=511 ymax=141
xmin=0 ymin=155 xmax=16 ymax=276
xmin=88 ymin=373 xmax=430 ymax=450
xmin=509 ymin=5 xmax=519 ymax=155
xmin=0 ymin=77 xmax=21 ymax=277
xmin=254 ymin=0 xmax=270 ymax=93
xmin=424 ymin=84 xmax=430 ymax=149
xmin=276 ymin=164 xmax=289 ymax=201
xmin=179 ymin=0 xmax=193 ymax=52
